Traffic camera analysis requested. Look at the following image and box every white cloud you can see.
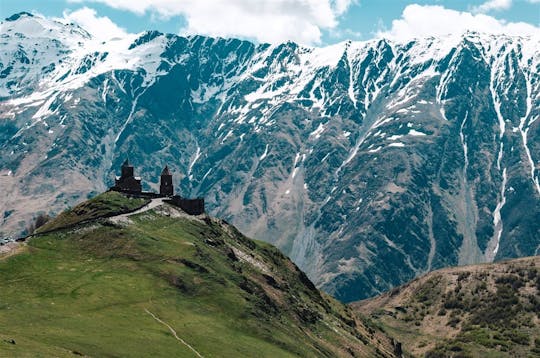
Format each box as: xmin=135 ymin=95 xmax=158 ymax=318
xmin=333 ymin=0 xmax=356 ymax=15
xmin=62 ymin=7 xmax=128 ymax=41
xmin=66 ymin=0 xmax=357 ymax=45
xmin=379 ymin=4 xmax=539 ymax=42
xmin=471 ymin=0 xmax=512 ymax=14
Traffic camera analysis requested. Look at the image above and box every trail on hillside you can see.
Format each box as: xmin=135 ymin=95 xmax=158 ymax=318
xmin=108 ymin=198 xmax=164 ymax=224
xmin=108 ymin=198 xmax=203 ymax=225
xmin=0 ymin=242 xmax=23 ymax=260
xmin=144 ymin=308 xmax=204 ymax=358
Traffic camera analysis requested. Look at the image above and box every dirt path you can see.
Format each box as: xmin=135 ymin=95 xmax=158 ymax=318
xmin=108 ymin=198 xmax=165 ymax=224
xmin=108 ymin=198 xmax=204 ymax=225
xmin=0 ymin=242 xmax=24 ymax=260
xmin=144 ymin=308 xmax=204 ymax=357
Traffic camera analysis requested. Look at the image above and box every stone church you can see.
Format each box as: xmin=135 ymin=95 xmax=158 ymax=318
xmin=111 ymin=159 xmax=204 ymax=215
xmin=113 ymin=159 xmax=142 ymax=193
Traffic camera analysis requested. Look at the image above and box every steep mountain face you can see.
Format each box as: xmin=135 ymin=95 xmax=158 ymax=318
xmin=1 ymin=12 xmax=539 ymax=302
xmin=353 ymin=256 xmax=540 ymax=357
xmin=0 ymin=192 xmax=401 ymax=357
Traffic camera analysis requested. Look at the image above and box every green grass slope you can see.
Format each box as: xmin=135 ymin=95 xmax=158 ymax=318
xmin=35 ymin=191 xmax=149 ymax=233
xmin=1 ymin=194 xmax=400 ymax=357
xmin=353 ymin=257 xmax=540 ymax=357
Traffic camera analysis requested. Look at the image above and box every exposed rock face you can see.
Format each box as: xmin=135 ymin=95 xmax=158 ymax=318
xmin=1 ymin=12 xmax=539 ymax=301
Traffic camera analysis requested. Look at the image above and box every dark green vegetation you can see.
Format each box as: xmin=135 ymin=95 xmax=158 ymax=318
xmin=36 ymin=191 xmax=149 ymax=233
xmin=354 ymin=257 xmax=540 ymax=357
xmin=0 ymin=194 xmax=399 ymax=357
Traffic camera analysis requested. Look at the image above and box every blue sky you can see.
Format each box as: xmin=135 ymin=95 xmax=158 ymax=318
xmin=0 ymin=0 xmax=538 ymax=45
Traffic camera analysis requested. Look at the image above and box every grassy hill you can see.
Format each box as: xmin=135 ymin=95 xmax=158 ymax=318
xmin=35 ymin=191 xmax=149 ymax=233
xmin=353 ymin=257 xmax=540 ymax=357
xmin=0 ymin=193 xmax=400 ymax=357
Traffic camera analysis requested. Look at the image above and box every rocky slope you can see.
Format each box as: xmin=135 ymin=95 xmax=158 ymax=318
xmin=353 ymin=256 xmax=540 ymax=357
xmin=1 ymin=12 xmax=539 ymax=301
xmin=0 ymin=191 xmax=401 ymax=357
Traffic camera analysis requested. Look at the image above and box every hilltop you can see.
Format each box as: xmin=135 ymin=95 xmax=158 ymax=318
xmin=0 ymin=192 xmax=400 ymax=357
xmin=354 ymin=256 xmax=540 ymax=357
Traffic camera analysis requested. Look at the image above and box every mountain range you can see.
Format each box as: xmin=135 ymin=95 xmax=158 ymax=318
xmin=1 ymin=12 xmax=539 ymax=302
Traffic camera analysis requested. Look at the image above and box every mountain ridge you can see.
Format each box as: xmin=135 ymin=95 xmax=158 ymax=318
xmin=1 ymin=11 xmax=539 ymax=301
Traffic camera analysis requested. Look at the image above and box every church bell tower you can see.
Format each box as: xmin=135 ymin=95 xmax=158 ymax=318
xmin=160 ymin=165 xmax=174 ymax=197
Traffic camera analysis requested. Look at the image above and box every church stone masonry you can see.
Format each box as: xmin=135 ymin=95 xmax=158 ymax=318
xmin=159 ymin=166 xmax=173 ymax=196
xmin=114 ymin=159 xmax=142 ymax=193
xmin=111 ymin=160 xmax=204 ymax=215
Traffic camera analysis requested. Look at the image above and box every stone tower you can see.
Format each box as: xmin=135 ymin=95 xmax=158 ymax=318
xmin=113 ymin=159 xmax=142 ymax=193
xmin=160 ymin=165 xmax=174 ymax=197
xmin=121 ymin=159 xmax=134 ymax=178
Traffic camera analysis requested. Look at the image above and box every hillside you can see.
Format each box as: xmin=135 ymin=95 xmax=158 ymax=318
xmin=353 ymin=257 xmax=540 ymax=357
xmin=1 ymin=12 xmax=539 ymax=302
xmin=36 ymin=191 xmax=149 ymax=233
xmin=0 ymin=192 xmax=401 ymax=357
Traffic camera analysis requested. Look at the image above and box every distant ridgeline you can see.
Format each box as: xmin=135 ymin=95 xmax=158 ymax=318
xmin=111 ymin=159 xmax=205 ymax=215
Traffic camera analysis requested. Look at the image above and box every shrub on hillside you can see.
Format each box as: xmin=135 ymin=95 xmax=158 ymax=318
xmin=26 ymin=213 xmax=50 ymax=235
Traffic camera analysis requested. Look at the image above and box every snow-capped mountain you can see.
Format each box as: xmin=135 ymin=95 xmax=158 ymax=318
xmin=1 ymin=12 xmax=539 ymax=301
